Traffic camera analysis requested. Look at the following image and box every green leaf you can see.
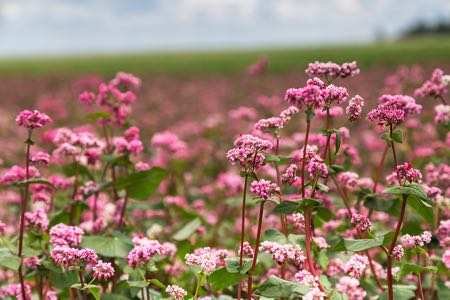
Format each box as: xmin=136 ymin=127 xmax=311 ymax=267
xmin=256 ymin=275 xmax=307 ymax=298
xmin=391 ymin=128 xmax=403 ymax=143
xmin=334 ymin=233 xmax=392 ymax=252
xmin=0 ymin=248 xmax=20 ymax=270
xmin=293 ymin=197 xmax=323 ymax=209
xmin=395 ymin=263 xmax=438 ymax=281
xmin=51 ymin=270 xmax=78 ymax=288
xmin=112 ymin=168 xmax=167 ymax=200
xmin=148 ymin=279 xmax=165 ymax=289
xmin=316 ymin=183 xmax=330 ymax=193
xmin=224 ymin=257 xmax=252 ymax=274
xmin=173 ymin=218 xmax=202 ymax=241
xmin=380 ymin=132 xmax=392 ymax=142
xmin=262 ymin=229 xmax=287 ymax=244
xmin=384 ymin=183 xmax=428 ymax=201
xmin=14 ymin=178 xmax=56 ymax=189
xmin=101 ymin=293 xmax=129 ymax=300
xmin=80 ymin=235 xmax=133 ymax=258
xmin=407 ymin=195 xmax=434 ymax=225
xmin=379 ymin=285 xmax=416 ymax=300
xmin=121 ymin=281 xmax=150 ymax=288
xmin=209 ymin=268 xmax=240 ymax=292
xmin=264 ymin=154 xmax=280 ymax=163
xmin=334 ymin=130 xmax=341 ymax=154
xmin=72 ymin=284 xmax=101 ymax=300
xmin=318 ymin=249 xmax=329 ymax=269
xmin=85 ymin=111 xmax=111 ymax=122
xmin=273 ymin=201 xmax=299 ymax=214
xmin=62 ymin=162 xmax=94 ymax=180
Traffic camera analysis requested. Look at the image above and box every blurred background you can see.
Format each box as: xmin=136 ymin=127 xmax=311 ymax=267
xmin=0 ymin=0 xmax=449 ymax=133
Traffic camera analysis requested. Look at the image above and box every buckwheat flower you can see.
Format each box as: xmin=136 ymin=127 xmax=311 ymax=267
xmin=400 ymin=232 xmax=431 ymax=249
xmin=93 ymin=260 xmax=115 ymax=280
xmin=166 ymin=285 xmax=187 ymax=300
xmin=0 ymin=165 xmax=40 ymax=185
xmin=49 ymin=223 xmax=84 ymax=247
xmin=304 ymin=288 xmax=326 ymax=300
xmin=233 ymin=134 xmax=273 ymax=151
xmin=437 ymin=220 xmax=450 ymax=247
xmin=288 ymin=213 xmax=305 ymax=230
xmin=135 ymin=161 xmax=150 ymax=171
xmin=23 ymin=256 xmax=40 ymax=269
xmin=295 ymin=270 xmax=318 ymax=288
xmin=337 ymin=172 xmax=359 ymax=191
xmin=305 ymin=61 xmax=341 ymax=79
xmin=126 ymin=240 xmax=166 ymax=268
xmin=110 ymin=72 xmax=141 ymax=89
xmin=16 ymin=109 xmax=52 ymax=129
xmin=378 ymin=94 xmax=422 ymax=116
xmin=442 ymin=74 xmax=450 ymax=86
xmin=344 ymin=254 xmax=368 ymax=279
xmin=284 ymin=78 xmax=327 ymax=110
xmin=421 ymin=231 xmax=432 ymax=243
xmin=254 ymin=117 xmax=284 ymax=132
xmin=79 ymin=91 xmax=96 ymax=105
xmin=31 ymin=151 xmax=51 ymax=166
xmin=250 ymin=179 xmax=280 ymax=199
xmin=346 ymin=95 xmax=364 ymax=122
xmin=281 ymin=164 xmax=298 ymax=185
xmin=51 ymin=247 xmax=97 ymax=270
xmin=185 ymin=251 xmax=216 ymax=273
xmin=315 ymin=106 xmax=343 ymax=118
xmin=0 ymin=283 xmax=32 ymax=300
xmin=295 ymin=144 xmax=317 ymax=164
xmin=25 ymin=207 xmax=49 ymax=232
xmin=259 ymin=241 xmax=306 ymax=265
xmin=326 ymin=258 xmax=345 ymax=276
xmin=325 ymin=84 xmax=348 ymax=105
xmin=229 ymin=106 xmax=257 ymax=120
xmin=339 ymin=61 xmax=360 ymax=78
xmin=124 ymin=126 xmax=140 ymax=142
xmin=367 ymin=102 xmax=405 ymax=127
xmin=351 ymin=213 xmax=372 ymax=232
xmin=443 ymin=249 xmax=450 ymax=268
xmin=414 ymin=68 xmax=447 ymax=99
xmin=336 ymin=276 xmax=366 ymax=300
xmin=393 ymin=162 xmax=422 ymax=183
xmin=279 ymin=106 xmax=300 ymax=122
xmin=238 ymin=241 xmax=254 ymax=258
xmin=307 ymin=155 xmax=328 ymax=180
xmin=313 ymin=237 xmax=330 ymax=249
xmin=435 ymin=104 xmax=450 ymax=124
xmin=392 ymin=245 xmax=404 ymax=260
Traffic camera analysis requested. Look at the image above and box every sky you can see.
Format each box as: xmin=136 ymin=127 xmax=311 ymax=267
xmin=0 ymin=0 xmax=449 ymax=57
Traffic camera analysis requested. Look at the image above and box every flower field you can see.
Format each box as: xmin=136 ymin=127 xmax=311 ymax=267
xmin=0 ymin=43 xmax=449 ymax=300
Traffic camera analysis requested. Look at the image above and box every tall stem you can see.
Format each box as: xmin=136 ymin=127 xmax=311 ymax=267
xmin=246 ymin=202 xmax=265 ymax=300
xmin=389 ymin=125 xmax=398 ymax=166
xmin=18 ymin=129 xmax=32 ymax=298
xmin=118 ymin=168 xmax=129 ymax=229
xmin=301 ymin=120 xmax=311 ymax=198
xmin=386 ymin=195 xmax=407 ymax=300
xmin=373 ymin=145 xmax=389 ymax=193
xmin=237 ymin=174 xmax=249 ymax=300
xmin=194 ymin=272 xmax=205 ymax=300
xmin=303 ymin=208 xmax=325 ymax=292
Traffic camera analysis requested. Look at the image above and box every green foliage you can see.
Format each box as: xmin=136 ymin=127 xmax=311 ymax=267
xmin=209 ymin=268 xmax=240 ymax=292
xmin=80 ymin=234 xmax=133 ymax=258
xmin=111 ymin=168 xmax=167 ymax=200
xmin=0 ymin=248 xmax=20 ymax=270
xmin=173 ymin=218 xmax=202 ymax=241
xmin=256 ymin=275 xmax=307 ymax=298
xmin=395 ymin=263 xmax=438 ymax=281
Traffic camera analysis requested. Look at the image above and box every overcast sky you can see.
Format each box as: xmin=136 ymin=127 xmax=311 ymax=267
xmin=0 ymin=0 xmax=449 ymax=57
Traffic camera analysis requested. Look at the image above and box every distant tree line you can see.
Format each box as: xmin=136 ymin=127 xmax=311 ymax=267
xmin=402 ymin=19 xmax=450 ymax=37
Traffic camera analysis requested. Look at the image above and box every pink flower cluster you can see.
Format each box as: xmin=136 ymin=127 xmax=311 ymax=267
xmin=254 ymin=117 xmax=284 ymax=132
xmin=25 ymin=207 xmax=49 ymax=232
xmin=238 ymin=241 xmax=254 ymax=258
xmin=288 ymin=213 xmax=305 ymax=230
xmin=307 ymin=156 xmax=328 ymax=180
xmin=226 ymin=134 xmax=272 ymax=170
xmin=344 ymin=254 xmax=368 ymax=279
xmin=93 ymin=260 xmax=115 ymax=280
xmin=184 ymin=247 xmax=229 ymax=273
xmin=31 ymin=151 xmax=51 ymax=166
xmin=0 ymin=165 xmax=40 ymax=185
xmin=259 ymin=241 xmax=306 ymax=265
xmin=281 ymin=164 xmax=298 ymax=185
xmin=400 ymin=231 xmax=432 ymax=248
xmin=284 ymin=78 xmax=327 ymax=110
xmin=113 ymin=126 xmax=144 ymax=156
xmin=126 ymin=239 xmax=167 ymax=268
xmin=350 ymin=213 xmax=372 ymax=232
xmin=414 ymin=68 xmax=447 ymax=99
xmin=336 ymin=276 xmax=367 ymax=300
xmin=305 ymin=61 xmax=359 ymax=79
xmin=346 ymin=95 xmax=364 ymax=122
xmin=434 ymin=104 xmax=450 ymax=124
xmin=49 ymin=223 xmax=84 ymax=247
xmin=16 ymin=109 xmax=52 ymax=129
xmin=166 ymin=284 xmax=187 ymax=300
xmin=443 ymin=249 xmax=450 ymax=269
xmin=436 ymin=220 xmax=450 ymax=247
xmin=393 ymin=162 xmax=422 ymax=184
xmin=392 ymin=245 xmax=404 ymax=260
xmin=0 ymin=283 xmax=32 ymax=300
xmin=51 ymin=247 xmax=97 ymax=270
xmin=337 ymin=172 xmax=359 ymax=191
xmin=250 ymin=179 xmax=280 ymax=199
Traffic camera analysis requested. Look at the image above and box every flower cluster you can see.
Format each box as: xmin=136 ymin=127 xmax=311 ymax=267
xmin=166 ymin=285 xmax=187 ymax=300
xmin=126 ymin=239 xmax=167 ymax=268
xmin=0 ymin=165 xmax=40 ymax=185
xmin=437 ymin=220 xmax=450 ymax=247
xmin=336 ymin=276 xmax=367 ymax=300
xmin=250 ymin=179 xmax=280 ymax=199
xmin=226 ymin=134 xmax=272 ymax=170
xmin=435 ymin=104 xmax=450 ymax=124
xmin=93 ymin=260 xmax=115 ymax=280
xmin=184 ymin=247 xmax=229 ymax=273
xmin=307 ymin=156 xmax=328 ymax=180
xmin=51 ymin=247 xmax=97 ymax=270
xmin=16 ymin=110 xmax=52 ymax=129
xmin=346 ymin=95 xmax=364 ymax=122
xmin=281 ymin=164 xmax=298 ymax=185
xmin=25 ymin=208 xmax=49 ymax=232
xmin=284 ymin=78 xmax=327 ymax=110
xmin=400 ymin=231 xmax=432 ymax=248
xmin=254 ymin=117 xmax=284 ymax=132
xmin=49 ymin=223 xmax=84 ymax=247
xmin=414 ymin=68 xmax=447 ymax=99
xmin=344 ymin=254 xmax=368 ymax=279
xmin=351 ymin=213 xmax=372 ymax=232
xmin=305 ymin=61 xmax=359 ymax=79
xmin=259 ymin=241 xmax=306 ymax=265
xmin=392 ymin=245 xmax=404 ymax=260
xmin=392 ymin=162 xmax=423 ymax=184
xmin=0 ymin=283 xmax=32 ymax=300
xmin=337 ymin=172 xmax=359 ymax=191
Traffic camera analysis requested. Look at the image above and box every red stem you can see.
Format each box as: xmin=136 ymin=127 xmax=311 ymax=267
xmin=304 ymin=209 xmax=325 ymax=292
xmin=301 ymin=120 xmax=311 ymax=198
xmin=237 ymin=174 xmax=249 ymax=300
xmin=246 ymin=202 xmax=265 ymax=300
xmin=373 ymin=144 xmax=389 ymax=193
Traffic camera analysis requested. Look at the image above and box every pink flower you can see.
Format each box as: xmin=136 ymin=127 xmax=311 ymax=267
xmin=79 ymin=91 xmax=96 ymax=105
xmin=259 ymin=241 xmax=305 ymax=265
xmin=392 ymin=162 xmax=422 ymax=184
xmin=110 ymin=72 xmax=141 ymax=89
xmin=443 ymin=249 xmax=450 ymax=268
xmin=305 ymin=61 xmax=359 ymax=79
xmin=279 ymin=106 xmax=300 ymax=122
xmin=250 ymin=179 xmax=280 ymax=199
xmin=126 ymin=240 xmax=166 ymax=268
xmin=25 ymin=208 xmax=49 ymax=232
xmin=23 ymin=256 xmax=40 ymax=269
xmin=344 ymin=254 xmax=368 ymax=279
xmin=0 ymin=283 xmax=32 ymax=300
xmin=16 ymin=110 xmax=52 ymax=129
xmin=351 ymin=213 xmax=372 ymax=232
xmin=326 ymin=258 xmax=345 ymax=276
xmin=289 ymin=213 xmax=305 ymax=230
xmin=307 ymin=155 xmax=328 ymax=180
xmin=238 ymin=241 xmax=254 ymax=258
xmin=184 ymin=247 xmax=230 ymax=273
xmin=437 ymin=220 xmax=450 ymax=247
xmin=346 ymin=95 xmax=364 ymax=122
xmin=337 ymin=172 xmax=359 ymax=191
xmin=281 ymin=164 xmax=298 ymax=185
xmin=284 ymin=78 xmax=327 ymax=110
xmin=392 ymin=245 xmax=404 ymax=260
xmin=400 ymin=231 xmax=432 ymax=248
xmin=254 ymin=117 xmax=284 ymax=132
xmin=166 ymin=285 xmax=187 ymax=300
xmin=49 ymin=223 xmax=84 ymax=247
xmin=336 ymin=276 xmax=366 ymax=300
xmin=31 ymin=151 xmax=51 ymax=166
xmin=414 ymin=68 xmax=447 ymax=99
xmin=0 ymin=165 xmax=40 ymax=185
xmin=325 ymin=84 xmax=348 ymax=105
xmin=434 ymin=104 xmax=449 ymax=124
xmin=51 ymin=247 xmax=97 ymax=270
xmin=93 ymin=260 xmax=115 ymax=280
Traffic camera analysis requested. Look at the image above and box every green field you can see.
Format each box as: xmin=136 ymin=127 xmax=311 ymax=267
xmin=0 ymin=37 xmax=449 ymax=76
